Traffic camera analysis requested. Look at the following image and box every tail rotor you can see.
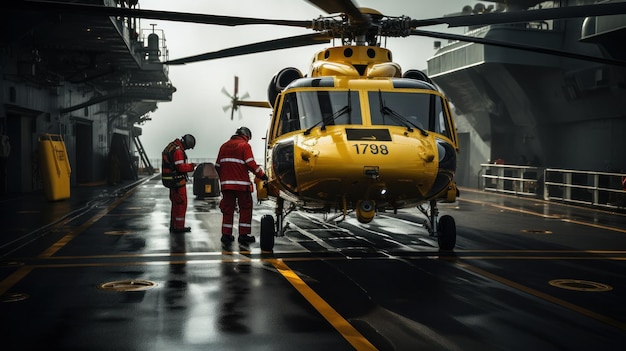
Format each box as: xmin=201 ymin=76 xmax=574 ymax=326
xmin=221 ymin=75 xmax=272 ymax=119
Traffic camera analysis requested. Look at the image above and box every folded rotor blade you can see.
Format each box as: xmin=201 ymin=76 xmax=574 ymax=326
xmin=10 ymin=0 xmax=312 ymax=28
xmin=165 ymin=32 xmax=331 ymax=65
xmin=410 ymin=2 xmax=626 ymax=28
xmin=410 ymin=29 xmax=626 ymax=67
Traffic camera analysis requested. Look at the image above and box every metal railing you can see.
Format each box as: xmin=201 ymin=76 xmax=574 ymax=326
xmin=480 ymin=164 xmax=626 ymax=210
xmin=479 ymin=163 xmax=542 ymax=196
xmin=543 ymin=168 xmax=626 ymax=210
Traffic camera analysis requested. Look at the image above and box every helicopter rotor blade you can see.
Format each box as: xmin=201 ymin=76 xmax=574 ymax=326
xmin=410 ymin=2 xmax=626 ymax=28
xmin=14 ymin=1 xmax=626 ymax=35
xmin=222 ymin=104 xmax=232 ymax=112
xmin=409 ymin=29 xmax=626 ymax=67
xmin=221 ymin=86 xmax=232 ymax=98
xmin=12 ymin=0 xmax=313 ymax=28
xmin=13 ymin=1 xmax=626 ymax=67
xmin=165 ymin=32 xmax=331 ymax=65
xmin=240 ymin=92 xmax=250 ymax=101
xmin=236 ymin=101 xmax=272 ymax=108
xmin=234 ymin=76 xmax=239 ymax=97
xmin=306 ymin=0 xmax=365 ymax=23
xmin=17 ymin=0 xmax=624 ymax=30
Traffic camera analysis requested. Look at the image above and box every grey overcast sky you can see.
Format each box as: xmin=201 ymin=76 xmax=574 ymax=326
xmin=138 ymin=0 xmax=474 ymax=162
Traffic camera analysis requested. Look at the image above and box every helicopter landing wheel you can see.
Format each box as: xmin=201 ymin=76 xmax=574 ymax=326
xmin=437 ymin=215 xmax=456 ymax=251
xmin=260 ymin=214 xmax=276 ymax=251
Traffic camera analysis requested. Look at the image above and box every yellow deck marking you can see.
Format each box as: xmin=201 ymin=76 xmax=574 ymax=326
xmin=459 ymin=197 xmax=626 ymax=233
xmin=456 ymin=261 xmax=626 ymax=331
xmin=0 ymin=266 xmax=34 ymax=297
xmin=560 ymin=218 xmax=626 ymax=234
xmin=267 ymin=258 xmax=378 ymax=351
xmin=459 ymin=197 xmax=561 ymax=219
xmin=38 ymin=187 xmax=138 ymax=258
xmin=4 ymin=254 xmax=625 ymax=337
xmin=0 ymin=183 xmax=145 ymax=297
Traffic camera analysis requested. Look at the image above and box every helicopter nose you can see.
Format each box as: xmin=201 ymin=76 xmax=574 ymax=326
xmin=419 ymin=144 xmax=435 ymax=162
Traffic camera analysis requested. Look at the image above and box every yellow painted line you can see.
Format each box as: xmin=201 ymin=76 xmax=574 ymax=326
xmin=0 ymin=266 xmax=34 ymax=297
xmin=38 ymin=186 xmax=139 ymax=258
xmin=2 ymin=253 xmax=626 ymax=276
xmin=267 ymin=258 xmax=378 ymax=351
xmin=455 ymin=261 xmax=626 ymax=331
xmin=459 ymin=197 xmax=561 ymax=219
xmin=5 ymin=252 xmax=626 ymax=338
xmin=453 ymin=249 xmax=626 ymax=254
xmin=459 ymin=197 xmax=626 ymax=233
xmin=456 ymin=256 xmax=626 ymax=261
xmin=560 ymin=218 xmax=626 ymax=234
xmin=460 ymin=187 xmax=626 ymax=218
xmin=2 ymin=187 xmax=141 ymax=295
xmin=9 ymin=250 xmax=626 ymax=268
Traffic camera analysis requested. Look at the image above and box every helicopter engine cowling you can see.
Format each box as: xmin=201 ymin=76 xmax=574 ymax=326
xmin=355 ymin=200 xmax=376 ymax=224
xmin=267 ymin=67 xmax=303 ymax=107
xmin=403 ymin=69 xmax=435 ymax=86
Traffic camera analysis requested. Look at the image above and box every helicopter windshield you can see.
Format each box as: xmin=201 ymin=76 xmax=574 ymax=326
xmin=368 ymin=91 xmax=452 ymax=139
xmin=278 ymin=90 xmax=362 ymax=135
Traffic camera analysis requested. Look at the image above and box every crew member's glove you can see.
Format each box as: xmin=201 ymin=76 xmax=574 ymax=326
xmin=260 ymin=174 xmax=268 ymax=181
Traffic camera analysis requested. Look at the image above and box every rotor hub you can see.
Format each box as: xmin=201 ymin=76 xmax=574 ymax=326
xmin=311 ymin=13 xmax=412 ymax=46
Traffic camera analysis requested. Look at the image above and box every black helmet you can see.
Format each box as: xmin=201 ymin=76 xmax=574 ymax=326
xmin=236 ymin=126 xmax=252 ymax=139
xmin=181 ymin=134 xmax=196 ymax=149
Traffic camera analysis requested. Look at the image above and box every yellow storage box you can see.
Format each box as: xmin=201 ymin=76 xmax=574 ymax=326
xmin=39 ymin=134 xmax=71 ymax=201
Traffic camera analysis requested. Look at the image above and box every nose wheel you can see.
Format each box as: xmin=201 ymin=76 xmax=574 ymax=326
xmin=419 ymin=200 xmax=456 ymax=250
xmin=436 ymin=214 xmax=456 ymax=250
xmin=260 ymin=214 xmax=275 ymax=251
xmin=260 ymin=198 xmax=293 ymax=252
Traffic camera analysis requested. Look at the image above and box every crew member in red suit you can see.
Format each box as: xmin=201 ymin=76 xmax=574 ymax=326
xmin=215 ymin=127 xmax=267 ymax=245
xmin=162 ymin=134 xmax=196 ymax=233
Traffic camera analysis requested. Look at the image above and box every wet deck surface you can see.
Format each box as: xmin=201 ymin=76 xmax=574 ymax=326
xmin=1 ymin=175 xmax=626 ymax=350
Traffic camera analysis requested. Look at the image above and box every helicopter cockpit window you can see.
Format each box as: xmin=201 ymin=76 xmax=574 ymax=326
xmin=278 ymin=93 xmax=301 ymax=135
xmin=369 ymin=91 xmax=453 ymax=139
xmin=284 ymin=90 xmax=361 ymax=132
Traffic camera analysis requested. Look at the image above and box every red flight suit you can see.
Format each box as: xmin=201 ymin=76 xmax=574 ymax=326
xmin=162 ymin=139 xmax=195 ymax=230
xmin=215 ymin=134 xmax=266 ymax=236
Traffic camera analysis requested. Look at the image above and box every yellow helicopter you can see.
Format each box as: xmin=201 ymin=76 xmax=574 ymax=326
xmin=21 ymin=0 xmax=626 ymax=251
xmin=255 ymin=49 xmax=460 ymax=251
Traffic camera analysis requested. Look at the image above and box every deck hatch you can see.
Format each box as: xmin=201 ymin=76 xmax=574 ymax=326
xmin=98 ymin=279 xmax=157 ymax=292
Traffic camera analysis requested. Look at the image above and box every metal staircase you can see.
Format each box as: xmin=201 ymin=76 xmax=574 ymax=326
xmin=133 ymin=133 xmax=155 ymax=174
